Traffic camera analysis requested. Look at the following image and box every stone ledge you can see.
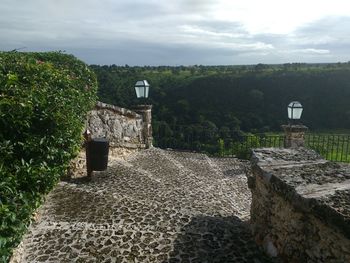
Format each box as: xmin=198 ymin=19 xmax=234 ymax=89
xmin=251 ymin=147 xmax=324 ymax=166
xmin=95 ymin=101 xmax=142 ymax=119
xmin=252 ymin=148 xmax=350 ymax=239
xmin=281 ymin=124 xmax=308 ymax=133
xmin=87 ymin=102 xmax=145 ymax=148
xmin=249 ymin=147 xmax=350 ymax=262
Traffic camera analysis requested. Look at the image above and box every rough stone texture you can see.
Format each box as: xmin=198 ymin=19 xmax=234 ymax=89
xmin=133 ymin=105 xmax=153 ymax=149
xmin=281 ymin=124 xmax=308 ymax=148
xmin=249 ymin=147 xmax=350 ymax=262
xmin=68 ymin=102 xmax=154 ymax=180
xmin=11 ymin=148 xmax=277 ymax=263
xmin=87 ymin=101 xmax=145 ymax=148
xmin=66 ymin=150 xmax=87 ymax=179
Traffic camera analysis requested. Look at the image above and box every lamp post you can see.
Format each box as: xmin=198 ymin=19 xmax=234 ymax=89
xmin=133 ymin=80 xmax=153 ymax=149
xmin=282 ymin=101 xmax=308 ymax=148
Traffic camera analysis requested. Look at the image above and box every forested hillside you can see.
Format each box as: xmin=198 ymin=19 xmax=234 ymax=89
xmin=91 ymin=63 xmax=350 ymax=136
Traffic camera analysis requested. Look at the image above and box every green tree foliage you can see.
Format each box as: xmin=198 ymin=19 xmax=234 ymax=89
xmin=0 ymin=52 xmax=97 ymax=261
xmin=92 ymin=63 xmax=350 ymax=147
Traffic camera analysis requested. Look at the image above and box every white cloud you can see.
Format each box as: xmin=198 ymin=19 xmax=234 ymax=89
xmin=179 ymin=25 xmax=247 ymax=39
xmin=299 ymin=49 xmax=330 ymax=54
xmin=283 ymin=48 xmax=330 ymax=54
xmin=212 ymin=0 xmax=350 ymax=34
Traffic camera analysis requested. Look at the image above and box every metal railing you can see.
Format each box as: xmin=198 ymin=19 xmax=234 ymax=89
xmin=306 ymin=134 xmax=350 ymax=162
xmin=153 ymin=124 xmax=350 ymax=162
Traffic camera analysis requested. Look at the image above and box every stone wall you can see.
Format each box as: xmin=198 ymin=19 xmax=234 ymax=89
xmin=248 ymin=148 xmax=350 ymax=262
xmin=67 ymin=102 xmax=151 ymax=178
xmin=87 ymin=101 xmax=145 ymax=148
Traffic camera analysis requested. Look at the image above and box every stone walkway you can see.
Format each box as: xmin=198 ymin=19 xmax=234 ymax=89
xmin=14 ymin=148 xmax=277 ymax=263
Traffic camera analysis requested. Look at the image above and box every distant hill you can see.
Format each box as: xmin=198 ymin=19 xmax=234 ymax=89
xmin=91 ymin=63 xmax=350 ymax=133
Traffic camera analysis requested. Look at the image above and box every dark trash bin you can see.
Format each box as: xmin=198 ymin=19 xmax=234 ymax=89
xmin=88 ymin=138 xmax=109 ymax=171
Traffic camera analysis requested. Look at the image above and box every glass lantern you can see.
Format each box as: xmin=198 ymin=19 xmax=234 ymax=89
xmin=288 ymin=101 xmax=303 ymax=120
xmin=134 ymin=80 xmax=150 ymax=98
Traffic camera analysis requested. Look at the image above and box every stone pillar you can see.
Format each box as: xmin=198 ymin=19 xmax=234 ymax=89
xmin=133 ymin=105 xmax=153 ymax=148
xmin=281 ymin=124 xmax=308 ymax=148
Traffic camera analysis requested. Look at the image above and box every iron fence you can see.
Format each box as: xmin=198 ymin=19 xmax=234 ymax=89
xmin=305 ymin=134 xmax=350 ymax=162
xmin=153 ymin=124 xmax=350 ymax=162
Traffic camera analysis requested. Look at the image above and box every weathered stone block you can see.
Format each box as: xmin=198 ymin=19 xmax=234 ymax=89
xmin=281 ymin=124 xmax=308 ymax=148
xmin=249 ymin=147 xmax=350 ymax=262
xmin=86 ymin=101 xmax=147 ymax=149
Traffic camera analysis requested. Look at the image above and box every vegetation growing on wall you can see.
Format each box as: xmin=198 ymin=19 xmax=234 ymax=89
xmin=0 ymin=52 xmax=97 ymax=261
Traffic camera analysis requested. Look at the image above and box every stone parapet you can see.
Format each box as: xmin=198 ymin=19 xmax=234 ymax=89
xmin=95 ymin=101 xmax=141 ymax=119
xmin=68 ymin=102 xmax=153 ymax=179
xmin=249 ymin=147 xmax=350 ymax=262
xmin=86 ymin=101 xmax=145 ymax=148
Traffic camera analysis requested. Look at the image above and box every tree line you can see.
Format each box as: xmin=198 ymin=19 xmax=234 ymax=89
xmin=91 ymin=62 xmax=350 ymax=147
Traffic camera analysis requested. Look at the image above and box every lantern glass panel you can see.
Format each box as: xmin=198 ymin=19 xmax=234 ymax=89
xmin=287 ymin=106 xmax=292 ymax=119
xmin=135 ymin=86 xmax=143 ymax=98
xmin=145 ymin=85 xmax=149 ymax=98
xmin=143 ymin=80 xmax=150 ymax=87
xmin=292 ymin=107 xmax=303 ymax=119
xmin=288 ymin=101 xmax=303 ymax=120
xmin=134 ymin=80 xmax=150 ymax=98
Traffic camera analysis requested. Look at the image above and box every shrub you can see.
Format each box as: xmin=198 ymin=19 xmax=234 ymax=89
xmin=231 ymin=134 xmax=261 ymax=159
xmin=0 ymin=51 xmax=97 ymax=261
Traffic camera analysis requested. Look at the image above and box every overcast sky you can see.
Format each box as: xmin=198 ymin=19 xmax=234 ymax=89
xmin=1 ymin=0 xmax=350 ymax=65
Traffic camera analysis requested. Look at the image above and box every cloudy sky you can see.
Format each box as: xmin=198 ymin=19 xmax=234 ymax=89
xmin=1 ymin=0 xmax=350 ymax=65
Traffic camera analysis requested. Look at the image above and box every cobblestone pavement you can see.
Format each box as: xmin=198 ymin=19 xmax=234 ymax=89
xmin=14 ymin=148 xmax=277 ymax=263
